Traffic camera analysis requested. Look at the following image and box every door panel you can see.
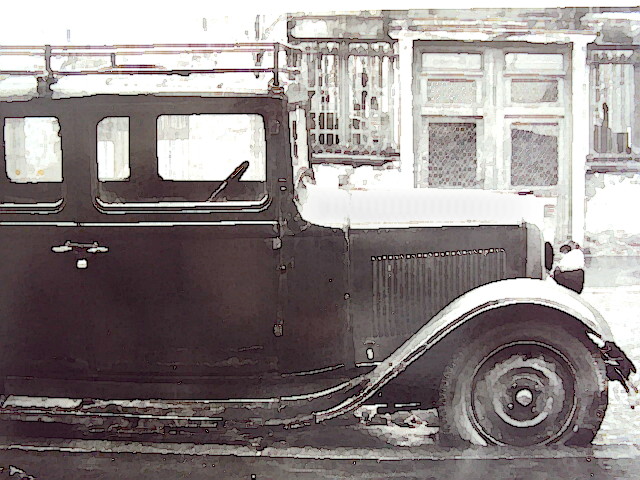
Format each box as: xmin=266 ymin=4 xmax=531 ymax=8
xmin=0 ymin=226 xmax=96 ymax=377
xmin=76 ymin=224 xmax=281 ymax=376
xmin=78 ymin=97 xmax=284 ymax=379
xmin=0 ymin=106 xmax=85 ymax=379
xmin=0 ymin=223 xmax=281 ymax=380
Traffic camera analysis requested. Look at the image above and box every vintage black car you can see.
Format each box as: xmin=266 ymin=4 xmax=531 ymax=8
xmin=0 ymin=43 xmax=635 ymax=447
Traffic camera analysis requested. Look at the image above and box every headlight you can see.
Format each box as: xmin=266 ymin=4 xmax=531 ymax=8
xmin=544 ymin=242 xmax=554 ymax=271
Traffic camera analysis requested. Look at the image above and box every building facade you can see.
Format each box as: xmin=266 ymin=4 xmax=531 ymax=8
xmin=0 ymin=8 xmax=637 ymax=252
xmin=287 ymin=8 xmax=640 ymax=251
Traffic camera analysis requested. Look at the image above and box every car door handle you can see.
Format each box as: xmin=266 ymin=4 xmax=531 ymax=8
xmin=52 ymin=241 xmax=109 ymax=254
xmin=51 ymin=244 xmax=73 ymax=253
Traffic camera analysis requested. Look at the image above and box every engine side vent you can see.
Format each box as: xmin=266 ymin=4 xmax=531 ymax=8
xmin=371 ymin=248 xmax=507 ymax=337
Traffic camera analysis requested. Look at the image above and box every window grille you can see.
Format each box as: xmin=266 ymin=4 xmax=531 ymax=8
xmin=427 ymin=122 xmax=479 ymax=187
xmin=299 ymin=42 xmax=398 ymax=163
xmin=590 ymin=49 xmax=637 ymax=156
xmin=510 ymin=123 xmax=559 ymax=187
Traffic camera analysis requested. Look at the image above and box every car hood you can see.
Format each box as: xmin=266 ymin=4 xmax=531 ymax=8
xmin=297 ymin=184 xmax=546 ymax=230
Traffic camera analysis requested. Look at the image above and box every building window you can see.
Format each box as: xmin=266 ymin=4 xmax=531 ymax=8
xmin=510 ymin=123 xmax=559 ymax=187
xmin=415 ymin=44 xmax=568 ymax=191
xmin=589 ymin=48 xmax=638 ymax=159
xmin=298 ymin=42 xmax=399 ymax=164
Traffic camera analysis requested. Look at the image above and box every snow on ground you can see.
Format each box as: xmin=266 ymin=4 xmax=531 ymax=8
xmin=582 ymin=287 xmax=640 ymax=446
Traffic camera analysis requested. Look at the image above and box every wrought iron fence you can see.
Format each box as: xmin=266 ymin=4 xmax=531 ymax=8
xmin=298 ymin=41 xmax=399 ymax=164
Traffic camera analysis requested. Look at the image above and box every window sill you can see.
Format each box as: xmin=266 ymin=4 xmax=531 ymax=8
xmin=587 ymin=154 xmax=640 ymax=173
xmin=94 ymin=195 xmax=271 ymax=214
xmin=310 ymin=152 xmax=399 ymax=167
xmin=0 ymin=198 xmax=64 ymax=214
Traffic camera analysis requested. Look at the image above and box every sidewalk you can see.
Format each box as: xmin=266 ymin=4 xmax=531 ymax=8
xmin=577 ymin=261 xmax=640 ymax=446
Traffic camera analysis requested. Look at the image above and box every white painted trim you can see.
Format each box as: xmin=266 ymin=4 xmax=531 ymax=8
xmin=569 ymin=36 xmax=596 ymax=245
xmin=0 ymin=222 xmax=77 ymax=227
xmin=280 ymin=379 xmax=356 ymax=402
xmin=390 ymin=29 xmax=597 ymax=44
xmin=0 ymin=199 xmax=63 ymax=208
xmin=398 ymin=37 xmax=415 ymax=188
xmin=0 ymin=198 xmax=64 ymax=214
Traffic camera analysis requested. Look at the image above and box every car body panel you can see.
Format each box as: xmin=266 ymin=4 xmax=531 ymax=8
xmin=315 ymin=277 xmax=616 ymax=422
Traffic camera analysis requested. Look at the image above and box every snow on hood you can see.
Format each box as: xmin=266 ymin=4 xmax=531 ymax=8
xmin=297 ymin=184 xmax=545 ymax=230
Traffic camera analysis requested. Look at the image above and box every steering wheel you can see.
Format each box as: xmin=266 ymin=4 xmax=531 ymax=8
xmin=206 ymin=161 xmax=250 ymax=201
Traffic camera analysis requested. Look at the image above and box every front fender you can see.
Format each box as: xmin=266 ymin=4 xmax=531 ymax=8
xmin=315 ymin=277 xmax=619 ymax=423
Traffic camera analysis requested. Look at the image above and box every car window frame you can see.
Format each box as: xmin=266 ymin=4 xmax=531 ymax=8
xmin=0 ymin=114 xmax=65 ymax=214
xmin=93 ymin=109 xmax=275 ymax=215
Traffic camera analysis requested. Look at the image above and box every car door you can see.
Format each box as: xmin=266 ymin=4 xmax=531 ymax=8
xmin=0 ymin=99 xmax=97 ymax=380
xmin=74 ymin=96 xmax=284 ymax=378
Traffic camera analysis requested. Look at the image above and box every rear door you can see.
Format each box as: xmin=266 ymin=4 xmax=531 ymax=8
xmin=0 ymin=99 xmax=94 ymax=379
xmin=76 ymin=96 xmax=284 ymax=377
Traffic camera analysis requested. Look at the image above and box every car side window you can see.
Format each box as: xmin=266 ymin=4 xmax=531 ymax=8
xmin=157 ymin=114 xmax=266 ymax=182
xmin=0 ymin=116 xmax=64 ymax=211
xmin=5 ymin=117 xmax=62 ymax=183
xmin=97 ymin=117 xmax=130 ymax=182
xmin=95 ymin=113 xmax=268 ymax=210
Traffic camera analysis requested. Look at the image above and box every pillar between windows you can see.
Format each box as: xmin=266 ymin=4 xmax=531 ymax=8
xmin=397 ymin=36 xmax=416 ymax=188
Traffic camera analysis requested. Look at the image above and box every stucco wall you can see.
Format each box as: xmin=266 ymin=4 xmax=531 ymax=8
xmin=586 ymin=172 xmax=640 ymax=255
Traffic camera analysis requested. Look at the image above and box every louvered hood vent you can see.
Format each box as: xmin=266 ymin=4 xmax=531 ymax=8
xmin=371 ymin=248 xmax=507 ymax=337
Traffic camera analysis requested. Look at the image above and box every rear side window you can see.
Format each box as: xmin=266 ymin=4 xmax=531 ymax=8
xmin=157 ymin=114 xmax=266 ymax=182
xmin=4 ymin=117 xmax=62 ymax=183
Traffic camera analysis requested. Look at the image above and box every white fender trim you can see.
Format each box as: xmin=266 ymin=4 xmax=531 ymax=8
xmin=314 ymin=277 xmax=614 ymax=423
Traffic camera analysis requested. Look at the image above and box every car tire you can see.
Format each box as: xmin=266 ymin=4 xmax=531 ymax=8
xmin=438 ymin=316 xmax=608 ymax=447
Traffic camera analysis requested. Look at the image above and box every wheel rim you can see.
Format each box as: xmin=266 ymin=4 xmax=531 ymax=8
xmin=469 ymin=341 xmax=577 ymax=446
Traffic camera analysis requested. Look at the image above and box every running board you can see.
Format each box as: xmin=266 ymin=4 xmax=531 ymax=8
xmin=0 ymin=396 xmax=228 ymax=436
xmin=0 ymin=374 xmax=370 ymax=436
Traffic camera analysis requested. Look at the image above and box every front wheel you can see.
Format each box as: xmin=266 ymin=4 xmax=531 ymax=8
xmin=439 ymin=317 xmax=608 ymax=447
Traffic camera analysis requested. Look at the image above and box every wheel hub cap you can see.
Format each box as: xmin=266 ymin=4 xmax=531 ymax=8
xmin=515 ymin=388 xmax=533 ymax=407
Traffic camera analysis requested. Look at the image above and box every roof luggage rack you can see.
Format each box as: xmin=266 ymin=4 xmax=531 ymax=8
xmin=0 ymin=43 xmax=301 ymax=97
